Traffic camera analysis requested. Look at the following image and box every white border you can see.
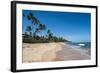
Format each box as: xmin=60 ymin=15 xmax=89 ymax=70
xmin=16 ymin=3 xmax=96 ymax=70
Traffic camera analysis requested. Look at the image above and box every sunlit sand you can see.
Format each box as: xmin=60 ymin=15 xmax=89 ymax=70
xmin=22 ymin=43 xmax=90 ymax=63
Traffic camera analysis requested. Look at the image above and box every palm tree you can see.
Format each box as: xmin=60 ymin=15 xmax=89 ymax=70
xmin=27 ymin=12 xmax=40 ymax=37
xmin=27 ymin=12 xmax=33 ymax=20
xmin=47 ymin=29 xmax=53 ymax=40
xmin=27 ymin=12 xmax=40 ymax=25
xmin=34 ymin=24 xmax=46 ymax=37
xmin=38 ymin=24 xmax=46 ymax=36
xmin=47 ymin=30 xmax=50 ymax=34
xmin=33 ymin=28 xmax=39 ymax=38
xmin=26 ymin=26 xmax=32 ymax=38
xmin=39 ymin=24 xmax=46 ymax=30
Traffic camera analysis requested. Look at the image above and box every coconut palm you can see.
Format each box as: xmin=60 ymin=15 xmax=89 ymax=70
xmin=39 ymin=24 xmax=46 ymax=30
xmin=27 ymin=12 xmax=40 ymax=37
xmin=38 ymin=24 xmax=46 ymax=36
xmin=26 ymin=26 xmax=32 ymax=38
xmin=33 ymin=28 xmax=39 ymax=38
xmin=27 ymin=12 xmax=33 ymax=20
xmin=27 ymin=12 xmax=40 ymax=25
xmin=47 ymin=29 xmax=53 ymax=40
xmin=34 ymin=24 xmax=46 ymax=36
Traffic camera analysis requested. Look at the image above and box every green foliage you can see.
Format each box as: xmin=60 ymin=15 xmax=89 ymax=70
xmin=26 ymin=26 xmax=32 ymax=32
xmin=39 ymin=24 xmax=46 ymax=30
xmin=23 ymin=11 xmax=70 ymax=43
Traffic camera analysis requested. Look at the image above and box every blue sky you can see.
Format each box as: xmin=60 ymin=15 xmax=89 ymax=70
xmin=22 ymin=10 xmax=91 ymax=42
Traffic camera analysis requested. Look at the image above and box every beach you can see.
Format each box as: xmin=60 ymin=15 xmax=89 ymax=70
xmin=22 ymin=43 xmax=90 ymax=63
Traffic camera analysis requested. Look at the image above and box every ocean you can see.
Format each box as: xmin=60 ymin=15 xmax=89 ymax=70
xmin=67 ymin=42 xmax=91 ymax=49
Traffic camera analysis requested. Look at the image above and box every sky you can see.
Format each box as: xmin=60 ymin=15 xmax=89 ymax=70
xmin=22 ymin=10 xmax=91 ymax=42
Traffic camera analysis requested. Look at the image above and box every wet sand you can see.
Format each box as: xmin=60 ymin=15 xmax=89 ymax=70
xmin=22 ymin=43 xmax=90 ymax=63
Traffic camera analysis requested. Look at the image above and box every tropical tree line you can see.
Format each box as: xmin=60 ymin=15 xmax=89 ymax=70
xmin=23 ymin=12 xmax=69 ymax=43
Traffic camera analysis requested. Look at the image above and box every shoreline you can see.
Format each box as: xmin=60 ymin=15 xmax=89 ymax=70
xmin=55 ymin=43 xmax=90 ymax=61
xmin=22 ymin=42 xmax=90 ymax=63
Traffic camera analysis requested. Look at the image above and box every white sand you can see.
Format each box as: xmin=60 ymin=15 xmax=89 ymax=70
xmin=22 ymin=43 xmax=90 ymax=63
